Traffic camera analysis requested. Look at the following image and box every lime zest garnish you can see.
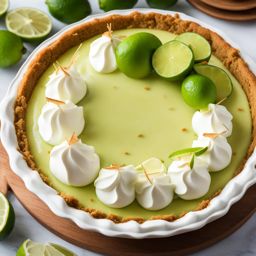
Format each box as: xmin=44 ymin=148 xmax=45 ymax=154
xmin=169 ymin=146 xmax=208 ymax=159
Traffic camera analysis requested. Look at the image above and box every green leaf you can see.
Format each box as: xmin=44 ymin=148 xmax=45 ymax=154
xmin=195 ymin=146 xmax=208 ymax=156
xmin=169 ymin=146 xmax=208 ymax=159
xmin=190 ymin=155 xmax=195 ymax=169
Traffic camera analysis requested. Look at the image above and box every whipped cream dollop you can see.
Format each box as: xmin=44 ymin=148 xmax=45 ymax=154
xmin=45 ymin=66 xmax=87 ymax=104
xmin=135 ymin=172 xmax=174 ymax=211
xmin=89 ymin=33 xmax=121 ymax=73
xmin=168 ymin=158 xmax=211 ymax=200
xmin=192 ymin=135 xmax=232 ymax=172
xmin=38 ymin=101 xmax=85 ymax=145
xmin=94 ymin=165 xmax=137 ymax=208
xmin=50 ymin=139 xmax=100 ymax=187
xmin=192 ymin=104 xmax=233 ymax=137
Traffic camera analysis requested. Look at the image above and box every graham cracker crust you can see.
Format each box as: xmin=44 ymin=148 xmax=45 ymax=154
xmin=14 ymin=12 xmax=256 ymax=223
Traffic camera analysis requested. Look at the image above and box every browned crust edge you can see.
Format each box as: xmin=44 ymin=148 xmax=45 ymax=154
xmin=14 ymin=12 xmax=256 ymax=224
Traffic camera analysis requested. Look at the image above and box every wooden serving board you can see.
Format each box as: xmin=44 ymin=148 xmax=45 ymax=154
xmin=200 ymin=0 xmax=256 ymax=11
xmin=188 ymin=0 xmax=256 ymax=21
xmin=1 ymin=144 xmax=256 ymax=256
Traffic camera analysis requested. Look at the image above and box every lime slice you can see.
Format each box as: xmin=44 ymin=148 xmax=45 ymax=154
xmin=0 ymin=0 xmax=8 ymax=17
xmin=194 ymin=63 xmax=233 ymax=101
xmin=152 ymin=40 xmax=194 ymax=81
xmin=0 ymin=192 xmax=15 ymax=240
xmin=169 ymin=147 xmax=208 ymax=159
xmin=136 ymin=157 xmax=166 ymax=173
xmin=17 ymin=239 xmax=76 ymax=256
xmin=5 ymin=8 xmax=52 ymax=42
xmin=175 ymin=32 xmax=211 ymax=62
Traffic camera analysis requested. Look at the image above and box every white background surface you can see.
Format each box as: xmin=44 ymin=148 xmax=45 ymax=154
xmin=0 ymin=0 xmax=255 ymax=255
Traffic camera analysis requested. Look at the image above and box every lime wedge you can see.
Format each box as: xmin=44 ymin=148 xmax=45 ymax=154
xmin=136 ymin=157 xmax=166 ymax=173
xmin=17 ymin=239 xmax=76 ymax=256
xmin=175 ymin=32 xmax=211 ymax=62
xmin=193 ymin=63 xmax=233 ymax=101
xmin=152 ymin=40 xmax=194 ymax=81
xmin=5 ymin=8 xmax=52 ymax=42
xmin=0 ymin=192 xmax=15 ymax=240
xmin=0 ymin=0 xmax=8 ymax=17
xmin=169 ymin=147 xmax=208 ymax=159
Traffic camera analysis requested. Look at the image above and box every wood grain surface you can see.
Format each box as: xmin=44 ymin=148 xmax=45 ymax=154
xmin=200 ymin=0 xmax=256 ymax=11
xmin=188 ymin=0 xmax=256 ymax=21
xmin=1 ymin=144 xmax=256 ymax=256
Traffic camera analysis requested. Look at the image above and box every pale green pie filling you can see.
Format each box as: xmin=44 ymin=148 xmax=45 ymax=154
xmin=26 ymin=29 xmax=252 ymax=219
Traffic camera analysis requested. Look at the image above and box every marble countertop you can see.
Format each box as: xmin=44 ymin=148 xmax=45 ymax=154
xmin=0 ymin=0 xmax=255 ymax=255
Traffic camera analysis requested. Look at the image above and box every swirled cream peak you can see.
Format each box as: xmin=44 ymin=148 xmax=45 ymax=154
xmin=94 ymin=165 xmax=137 ymax=208
xmin=192 ymin=104 xmax=233 ymax=137
xmin=89 ymin=27 xmax=122 ymax=73
xmin=45 ymin=65 xmax=87 ymax=104
xmin=192 ymin=134 xmax=232 ymax=172
xmin=168 ymin=158 xmax=211 ymax=200
xmin=135 ymin=163 xmax=174 ymax=210
xmin=50 ymin=135 xmax=100 ymax=187
xmin=38 ymin=100 xmax=85 ymax=145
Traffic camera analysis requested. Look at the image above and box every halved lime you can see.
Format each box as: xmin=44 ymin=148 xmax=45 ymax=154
xmin=17 ymin=239 xmax=76 ymax=256
xmin=0 ymin=192 xmax=15 ymax=240
xmin=0 ymin=0 xmax=8 ymax=17
xmin=5 ymin=8 xmax=52 ymax=42
xmin=152 ymin=40 xmax=194 ymax=81
xmin=194 ymin=63 xmax=233 ymax=101
xmin=175 ymin=32 xmax=211 ymax=62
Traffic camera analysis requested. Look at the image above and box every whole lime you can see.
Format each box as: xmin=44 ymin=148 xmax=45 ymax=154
xmin=45 ymin=0 xmax=91 ymax=24
xmin=0 ymin=30 xmax=24 ymax=68
xmin=146 ymin=0 xmax=178 ymax=9
xmin=99 ymin=0 xmax=138 ymax=12
xmin=115 ymin=32 xmax=162 ymax=79
xmin=181 ymin=74 xmax=216 ymax=109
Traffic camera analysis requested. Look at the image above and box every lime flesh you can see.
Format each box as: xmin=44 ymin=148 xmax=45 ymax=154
xmin=99 ymin=0 xmax=138 ymax=12
xmin=194 ymin=63 xmax=233 ymax=101
xmin=6 ymin=8 xmax=52 ymax=42
xmin=46 ymin=0 xmax=91 ymax=24
xmin=176 ymin=32 xmax=211 ymax=62
xmin=16 ymin=239 xmax=76 ymax=256
xmin=0 ymin=30 xmax=24 ymax=68
xmin=181 ymin=74 xmax=216 ymax=109
xmin=0 ymin=0 xmax=8 ymax=16
xmin=115 ymin=32 xmax=162 ymax=79
xmin=152 ymin=40 xmax=194 ymax=80
xmin=0 ymin=192 xmax=15 ymax=240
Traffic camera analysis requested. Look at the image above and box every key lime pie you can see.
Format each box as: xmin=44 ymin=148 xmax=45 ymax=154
xmin=3 ymin=11 xmax=256 ymax=236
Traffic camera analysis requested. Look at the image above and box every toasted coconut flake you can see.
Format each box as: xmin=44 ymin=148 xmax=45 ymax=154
xmin=103 ymin=23 xmax=113 ymax=38
xmin=55 ymin=61 xmax=70 ymax=76
xmin=217 ymin=97 xmax=227 ymax=105
xmin=105 ymin=164 xmax=122 ymax=170
xmin=68 ymin=133 xmax=79 ymax=145
xmin=46 ymin=97 xmax=65 ymax=105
